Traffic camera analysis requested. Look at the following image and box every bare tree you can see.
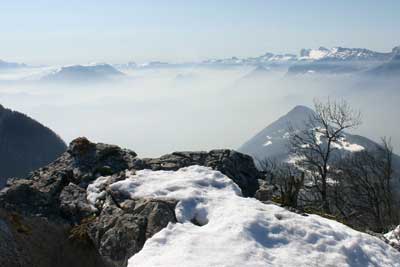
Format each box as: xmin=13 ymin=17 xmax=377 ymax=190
xmin=258 ymin=158 xmax=304 ymax=208
xmin=289 ymin=99 xmax=361 ymax=213
xmin=333 ymin=138 xmax=398 ymax=232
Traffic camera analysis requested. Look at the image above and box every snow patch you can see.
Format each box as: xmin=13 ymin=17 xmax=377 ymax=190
xmin=86 ymin=175 xmax=112 ymax=210
xmin=116 ymin=166 xmax=400 ymax=267
xmin=332 ymin=138 xmax=365 ymax=152
xmin=263 ymin=140 xmax=272 ymax=146
xmin=282 ymin=132 xmax=290 ymax=139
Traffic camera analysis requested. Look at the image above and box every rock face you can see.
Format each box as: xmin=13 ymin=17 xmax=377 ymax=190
xmin=0 ymin=137 xmax=261 ymax=267
xmin=0 ymin=104 xmax=67 ymax=188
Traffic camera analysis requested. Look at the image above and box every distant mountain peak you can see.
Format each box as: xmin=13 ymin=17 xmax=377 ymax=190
xmin=287 ymin=105 xmax=314 ymax=115
xmin=0 ymin=59 xmax=27 ymax=69
xmin=42 ymin=63 xmax=124 ymax=83
xmin=238 ymin=106 xmax=382 ymax=164
xmin=299 ymin=46 xmax=392 ymax=62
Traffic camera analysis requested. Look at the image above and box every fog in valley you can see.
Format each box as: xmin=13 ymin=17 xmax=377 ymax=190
xmin=0 ymin=65 xmax=399 ymax=157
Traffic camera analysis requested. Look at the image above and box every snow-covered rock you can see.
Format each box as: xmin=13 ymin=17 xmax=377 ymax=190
xmin=122 ymin=165 xmax=400 ymax=267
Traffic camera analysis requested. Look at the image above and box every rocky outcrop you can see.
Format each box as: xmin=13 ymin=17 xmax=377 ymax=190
xmin=0 ymin=137 xmax=261 ymax=267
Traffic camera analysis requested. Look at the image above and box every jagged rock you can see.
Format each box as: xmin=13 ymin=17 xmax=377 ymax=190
xmin=88 ymin=198 xmax=177 ymax=267
xmin=88 ymin=203 xmax=148 ymax=267
xmin=0 ymin=137 xmax=262 ymax=267
xmin=0 ymin=170 xmax=72 ymax=217
xmin=59 ymin=183 xmax=95 ymax=222
xmin=0 ymin=137 xmax=138 ymax=216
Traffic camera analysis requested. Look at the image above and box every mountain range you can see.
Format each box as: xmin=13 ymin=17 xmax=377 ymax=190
xmin=1 ymin=45 xmax=399 ymax=79
xmin=117 ymin=45 xmax=400 ymax=76
xmin=175 ymin=46 xmax=399 ymax=67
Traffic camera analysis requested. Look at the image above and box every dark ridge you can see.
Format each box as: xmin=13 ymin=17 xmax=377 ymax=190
xmin=0 ymin=105 xmax=67 ymax=187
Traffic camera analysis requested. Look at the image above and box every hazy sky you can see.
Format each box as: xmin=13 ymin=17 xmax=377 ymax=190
xmin=1 ymin=0 xmax=399 ymax=65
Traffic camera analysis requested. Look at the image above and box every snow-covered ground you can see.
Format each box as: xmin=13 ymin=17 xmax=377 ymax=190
xmin=87 ymin=165 xmax=400 ymax=267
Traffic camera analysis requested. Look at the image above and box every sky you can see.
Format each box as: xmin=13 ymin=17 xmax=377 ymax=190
xmin=1 ymin=0 xmax=400 ymax=65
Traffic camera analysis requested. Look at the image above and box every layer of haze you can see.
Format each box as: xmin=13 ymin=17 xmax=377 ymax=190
xmin=0 ymin=67 xmax=399 ymax=157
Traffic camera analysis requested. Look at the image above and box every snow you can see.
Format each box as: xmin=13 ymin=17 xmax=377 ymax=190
xmin=313 ymin=129 xmax=364 ymax=152
xmin=282 ymin=132 xmax=290 ymax=139
xmin=106 ymin=165 xmax=400 ymax=267
xmin=385 ymin=226 xmax=400 ymax=247
xmin=332 ymin=138 xmax=365 ymax=152
xmin=263 ymin=140 xmax=272 ymax=146
xmin=309 ymin=49 xmax=330 ymax=60
xmin=300 ymin=47 xmax=383 ymax=61
xmin=315 ymin=130 xmax=324 ymax=145
xmin=86 ymin=175 xmax=111 ymax=210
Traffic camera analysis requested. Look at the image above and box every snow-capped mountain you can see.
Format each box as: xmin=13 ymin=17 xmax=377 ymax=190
xmin=287 ymin=46 xmax=399 ymax=75
xmin=245 ymin=52 xmax=297 ymax=64
xmin=300 ymin=47 xmax=392 ymax=62
xmin=238 ymin=105 xmax=387 ymax=164
xmin=201 ymin=56 xmax=248 ymax=66
xmin=201 ymin=53 xmax=297 ymax=67
xmin=113 ymin=45 xmax=400 ymax=71
xmin=114 ymin=61 xmax=185 ymax=70
xmin=42 ymin=63 xmax=124 ymax=83
xmin=202 ymin=46 xmax=399 ymax=68
xmin=139 ymin=61 xmax=171 ymax=68
xmin=114 ymin=61 xmax=138 ymax=70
